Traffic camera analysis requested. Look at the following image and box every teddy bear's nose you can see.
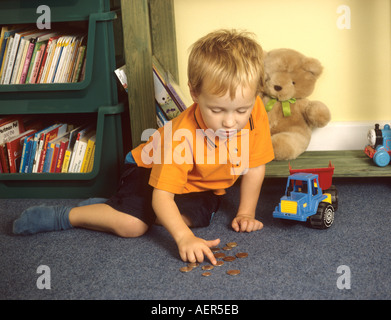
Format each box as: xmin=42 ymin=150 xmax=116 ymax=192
xmin=274 ymin=85 xmax=282 ymax=91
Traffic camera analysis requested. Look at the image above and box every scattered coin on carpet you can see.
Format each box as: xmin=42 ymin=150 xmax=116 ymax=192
xmin=236 ymin=252 xmax=248 ymax=258
xmin=179 ymin=241 xmax=247 ymax=277
xmin=227 ymin=269 xmax=241 ymax=276
xmin=202 ymin=264 xmax=214 ymax=271
xmin=223 ymin=256 xmax=236 ymax=262
xmin=227 ymin=242 xmax=237 ymax=248
xmin=180 ymin=266 xmax=193 ymax=273
xmin=188 ymin=262 xmax=199 ymax=268
xmin=214 ymin=252 xmax=225 ymax=259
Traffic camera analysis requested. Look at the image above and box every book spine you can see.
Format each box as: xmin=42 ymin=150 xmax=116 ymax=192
xmin=3 ymin=32 xmax=21 ymax=84
xmin=55 ymin=140 xmax=68 ymax=173
xmin=19 ymin=40 xmax=35 ymax=84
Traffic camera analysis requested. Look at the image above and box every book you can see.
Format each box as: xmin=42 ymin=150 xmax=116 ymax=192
xmin=28 ymin=41 xmax=46 ymax=83
xmin=5 ymin=129 xmax=37 ymax=173
xmin=166 ymin=72 xmax=190 ymax=112
xmin=29 ymin=123 xmax=61 ymax=173
xmin=0 ymin=24 xmax=88 ymax=84
xmin=2 ymin=29 xmax=24 ymax=84
xmin=0 ymin=143 xmax=10 ymax=173
xmin=114 ymin=65 xmax=128 ymax=92
xmin=86 ymin=144 xmax=95 ymax=173
xmin=9 ymin=29 xmax=41 ymax=84
xmin=19 ymin=134 xmax=35 ymax=173
xmin=40 ymin=37 xmax=60 ymax=83
xmin=36 ymin=35 xmax=60 ymax=83
xmin=80 ymin=133 xmax=96 ymax=173
xmin=152 ymin=56 xmax=190 ymax=112
xmin=41 ymin=132 xmax=65 ymax=173
xmin=70 ymin=130 xmax=95 ymax=173
xmin=155 ymin=102 xmax=168 ymax=128
xmin=152 ymin=57 xmax=190 ymax=124
xmin=0 ymin=116 xmax=25 ymax=145
xmin=54 ymin=137 xmax=70 ymax=173
xmin=0 ymin=26 xmax=11 ymax=72
xmin=61 ymin=124 xmax=89 ymax=173
xmin=36 ymin=123 xmax=68 ymax=173
xmin=19 ymin=37 xmax=37 ymax=84
xmin=153 ymin=69 xmax=181 ymax=120
xmin=71 ymin=45 xmax=86 ymax=82
xmin=0 ymin=26 xmax=27 ymax=82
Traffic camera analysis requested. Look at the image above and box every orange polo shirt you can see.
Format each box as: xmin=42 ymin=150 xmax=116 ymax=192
xmin=131 ymin=96 xmax=274 ymax=195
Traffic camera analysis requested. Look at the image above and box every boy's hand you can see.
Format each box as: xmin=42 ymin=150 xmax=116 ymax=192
xmin=177 ymin=234 xmax=220 ymax=265
xmin=231 ymin=214 xmax=263 ymax=233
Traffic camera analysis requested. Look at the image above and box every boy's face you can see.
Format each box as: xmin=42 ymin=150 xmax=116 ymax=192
xmin=190 ymin=84 xmax=256 ymax=138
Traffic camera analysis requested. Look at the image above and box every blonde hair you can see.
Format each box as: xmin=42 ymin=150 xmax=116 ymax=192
xmin=188 ymin=29 xmax=264 ymax=99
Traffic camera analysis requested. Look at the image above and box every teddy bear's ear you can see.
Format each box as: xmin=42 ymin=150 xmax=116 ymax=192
xmin=302 ymin=57 xmax=323 ymax=78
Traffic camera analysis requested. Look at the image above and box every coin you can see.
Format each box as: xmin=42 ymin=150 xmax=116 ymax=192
xmin=236 ymin=252 xmax=248 ymax=259
xmin=227 ymin=242 xmax=237 ymax=248
xmin=223 ymin=246 xmax=232 ymax=251
xmin=202 ymin=264 xmax=214 ymax=271
xmin=202 ymin=272 xmax=212 ymax=277
xmin=188 ymin=262 xmax=199 ymax=268
xmin=227 ymin=269 xmax=241 ymax=276
xmin=215 ymin=261 xmax=224 ymax=266
xmin=180 ymin=266 xmax=193 ymax=273
xmin=223 ymin=256 xmax=236 ymax=262
xmin=214 ymin=252 xmax=226 ymax=259
xmin=211 ymin=247 xmax=220 ymax=252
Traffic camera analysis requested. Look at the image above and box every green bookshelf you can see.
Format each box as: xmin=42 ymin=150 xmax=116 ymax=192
xmin=0 ymin=0 xmax=124 ymax=198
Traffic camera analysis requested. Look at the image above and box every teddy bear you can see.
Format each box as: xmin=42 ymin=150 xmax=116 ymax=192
xmin=261 ymin=48 xmax=331 ymax=160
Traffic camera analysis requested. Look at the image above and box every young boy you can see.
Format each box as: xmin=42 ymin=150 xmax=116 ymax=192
xmin=13 ymin=29 xmax=274 ymax=265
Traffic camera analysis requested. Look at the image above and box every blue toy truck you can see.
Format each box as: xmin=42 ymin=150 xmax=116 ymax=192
xmin=364 ymin=123 xmax=391 ymax=167
xmin=273 ymin=162 xmax=338 ymax=229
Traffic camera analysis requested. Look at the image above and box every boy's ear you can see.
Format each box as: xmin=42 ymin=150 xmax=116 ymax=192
xmin=188 ymin=81 xmax=199 ymax=103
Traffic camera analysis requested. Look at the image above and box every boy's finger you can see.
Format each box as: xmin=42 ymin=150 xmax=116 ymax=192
xmin=240 ymin=220 xmax=248 ymax=232
xmin=231 ymin=219 xmax=239 ymax=232
xmin=204 ymin=247 xmax=217 ymax=265
xmin=206 ymin=238 xmax=220 ymax=248
xmin=246 ymin=220 xmax=254 ymax=232
xmin=187 ymin=251 xmax=196 ymax=263
xmin=195 ymin=249 xmax=205 ymax=263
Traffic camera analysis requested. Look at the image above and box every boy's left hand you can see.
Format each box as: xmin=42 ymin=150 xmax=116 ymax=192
xmin=231 ymin=214 xmax=263 ymax=233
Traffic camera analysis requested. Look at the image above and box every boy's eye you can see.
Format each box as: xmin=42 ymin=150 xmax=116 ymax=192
xmin=210 ymin=108 xmax=222 ymax=113
xmin=236 ymin=108 xmax=250 ymax=114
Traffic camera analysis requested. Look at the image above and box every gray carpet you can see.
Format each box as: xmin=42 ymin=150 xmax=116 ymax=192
xmin=1 ymin=177 xmax=390 ymax=301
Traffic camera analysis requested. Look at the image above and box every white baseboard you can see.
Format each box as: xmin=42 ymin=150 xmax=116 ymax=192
xmin=307 ymin=121 xmax=390 ymax=151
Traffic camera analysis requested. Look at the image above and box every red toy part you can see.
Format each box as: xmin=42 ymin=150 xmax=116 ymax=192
xmin=289 ymin=161 xmax=335 ymax=190
xmin=364 ymin=145 xmax=375 ymax=159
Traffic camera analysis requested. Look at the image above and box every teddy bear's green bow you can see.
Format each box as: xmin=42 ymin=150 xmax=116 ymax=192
xmin=265 ymin=98 xmax=296 ymax=117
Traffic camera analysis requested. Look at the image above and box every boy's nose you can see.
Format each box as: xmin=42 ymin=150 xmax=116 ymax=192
xmin=223 ymin=116 xmax=235 ymax=128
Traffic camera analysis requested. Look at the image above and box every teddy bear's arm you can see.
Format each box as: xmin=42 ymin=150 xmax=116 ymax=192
xmin=304 ymin=101 xmax=331 ymax=128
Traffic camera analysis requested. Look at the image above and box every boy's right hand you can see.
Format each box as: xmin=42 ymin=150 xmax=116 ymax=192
xmin=177 ymin=234 xmax=220 ymax=265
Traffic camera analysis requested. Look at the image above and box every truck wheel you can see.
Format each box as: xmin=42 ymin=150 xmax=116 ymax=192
xmin=310 ymin=202 xmax=334 ymax=229
xmin=324 ymin=185 xmax=338 ymax=211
